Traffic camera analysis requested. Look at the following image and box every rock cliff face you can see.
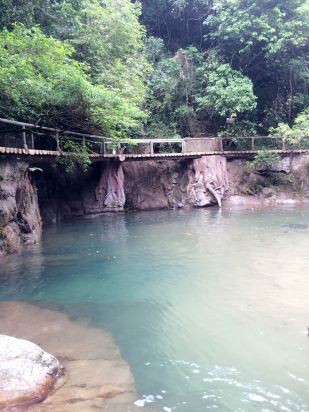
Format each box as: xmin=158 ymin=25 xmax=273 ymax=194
xmin=123 ymin=155 xmax=228 ymax=210
xmin=227 ymin=154 xmax=309 ymax=205
xmin=188 ymin=156 xmax=228 ymax=207
xmin=36 ymin=155 xmax=228 ymax=223
xmin=1 ymin=152 xmax=309 ymax=255
xmin=0 ymin=159 xmax=42 ymax=256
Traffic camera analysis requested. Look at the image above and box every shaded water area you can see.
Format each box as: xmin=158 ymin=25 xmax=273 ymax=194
xmin=1 ymin=207 xmax=309 ymax=411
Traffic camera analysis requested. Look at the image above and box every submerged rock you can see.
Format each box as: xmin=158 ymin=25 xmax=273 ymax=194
xmin=0 ymin=334 xmax=63 ymax=409
xmin=0 ymin=302 xmax=144 ymax=411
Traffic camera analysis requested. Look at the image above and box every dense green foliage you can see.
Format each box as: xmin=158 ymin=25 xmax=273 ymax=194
xmin=248 ymin=151 xmax=281 ymax=172
xmin=0 ymin=0 xmax=308 ymax=139
xmin=141 ymin=0 xmax=309 ymax=137
xmin=0 ymin=25 xmax=92 ymax=125
xmin=271 ymin=109 xmax=309 ymax=144
xmin=56 ymin=140 xmax=91 ymax=172
xmin=0 ymin=0 xmax=147 ymax=138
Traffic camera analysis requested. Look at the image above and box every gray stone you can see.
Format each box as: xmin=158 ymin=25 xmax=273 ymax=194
xmin=0 ymin=335 xmax=63 ymax=409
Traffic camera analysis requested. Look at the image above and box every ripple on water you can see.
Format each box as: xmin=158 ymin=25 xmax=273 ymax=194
xmin=1 ymin=208 xmax=309 ymax=412
xmin=133 ymin=359 xmax=309 ymax=412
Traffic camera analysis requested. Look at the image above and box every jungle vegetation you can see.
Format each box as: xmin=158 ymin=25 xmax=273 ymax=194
xmin=0 ymin=0 xmax=308 ymax=140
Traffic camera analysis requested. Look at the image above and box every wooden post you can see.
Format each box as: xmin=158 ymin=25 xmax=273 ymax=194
xmin=220 ymin=138 xmax=223 ymax=151
xmin=282 ymin=138 xmax=286 ymax=150
xmin=251 ymin=137 xmax=255 ymax=150
xmin=31 ymin=132 xmax=34 ymax=149
xmin=150 ymin=141 xmax=154 ymax=155
xmin=22 ymin=126 xmax=28 ymax=149
xmin=182 ymin=140 xmax=186 ymax=153
xmin=56 ymin=131 xmax=61 ymax=152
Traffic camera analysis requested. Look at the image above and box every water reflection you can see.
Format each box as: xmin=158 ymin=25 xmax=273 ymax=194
xmin=0 ymin=243 xmax=45 ymax=299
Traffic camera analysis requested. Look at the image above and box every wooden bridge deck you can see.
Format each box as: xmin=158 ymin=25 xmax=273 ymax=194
xmin=1 ymin=118 xmax=308 ymax=162
xmin=1 ymin=146 xmax=309 ymax=162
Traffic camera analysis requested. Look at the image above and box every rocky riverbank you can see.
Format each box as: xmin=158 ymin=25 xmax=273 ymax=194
xmin=1 ymin=153 xmax=309 ymax=255
xmin=0 ymin=301 xmax=152 ymax=411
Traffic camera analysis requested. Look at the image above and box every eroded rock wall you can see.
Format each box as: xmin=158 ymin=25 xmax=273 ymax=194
xmin=36 ymin=156 xmax=229 ymax=223
xmin=123 ymin=160 xmax=189 ymax=210
xmin=0 ymin=159 xmax=41 ymax=255
xmin=123 ymin=155 xmax=228 ymax=210
xmin=37 ymin=161 xmax=126 ymax=224
xmin=227 ymin=154 xmax=309 ymax=205
xmin=6 ymin=153 xmax=309 ymax=255
xmin=188 ymin=156 xmax=228 ymax=207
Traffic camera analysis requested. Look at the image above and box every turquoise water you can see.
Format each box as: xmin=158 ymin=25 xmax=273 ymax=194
xmin=1 ymin=207 xmax=309 ymax=411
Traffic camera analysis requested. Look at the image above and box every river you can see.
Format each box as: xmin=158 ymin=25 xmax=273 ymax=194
xmin=1 ymin=206 xmax=309 ymax=411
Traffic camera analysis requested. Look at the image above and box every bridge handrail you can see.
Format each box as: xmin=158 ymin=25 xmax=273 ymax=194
xmin=1 ymin=117 xmax=308 ymax=155
xmin=0 ymin=117 xmax=286 ymax=142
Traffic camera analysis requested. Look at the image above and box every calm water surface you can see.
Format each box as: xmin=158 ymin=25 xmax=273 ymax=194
xmin=1 ymin=207 xmax=309 ymax=411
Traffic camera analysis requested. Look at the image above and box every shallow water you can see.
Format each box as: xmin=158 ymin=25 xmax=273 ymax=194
xmin=1 ymin=206 xmax=309 ymax=411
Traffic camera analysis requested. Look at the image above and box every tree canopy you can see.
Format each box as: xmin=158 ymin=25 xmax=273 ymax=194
xmin=141 ymin=0 xmax=309 ymax=137
xmin=0 ymin=0 xmax=148 ymax=138
xmin=0 ymin=0 xmax=308 ymax=138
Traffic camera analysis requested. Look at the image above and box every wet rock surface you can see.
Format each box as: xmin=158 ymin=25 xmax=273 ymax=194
xmin=0 ymin=301 xmax=150 ymax=411
xmin=0 ymin=335 xmax=63 ymax=410
xmin=0 ymin=159 xmax=42 ymax=255
xmin=123 ymin=156 xmax=228 ymax=210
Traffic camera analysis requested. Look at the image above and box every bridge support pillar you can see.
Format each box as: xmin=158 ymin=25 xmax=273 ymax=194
xmin=22 ymin=126 xmax=28 ymax=150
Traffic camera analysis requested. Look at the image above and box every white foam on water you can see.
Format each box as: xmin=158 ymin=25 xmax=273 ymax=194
xmin=288 ymin=373 xmax=306 ymax=383
xmin=248 ymin=393 xmax=266 ymax=402
xmin=134 ymin=394 xmax=155 ymax=407
xmin=279 ymin=386 xmax=290 ymax=394
xmin=134 ymin=399 xmax=146 ymax=407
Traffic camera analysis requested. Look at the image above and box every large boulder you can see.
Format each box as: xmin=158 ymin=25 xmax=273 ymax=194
xmin=0 ymin=335 xmax=63 ymax=409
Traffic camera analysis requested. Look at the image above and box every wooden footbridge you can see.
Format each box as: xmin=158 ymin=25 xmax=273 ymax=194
xmin=0 ymin=118 xmax=308 ymax=162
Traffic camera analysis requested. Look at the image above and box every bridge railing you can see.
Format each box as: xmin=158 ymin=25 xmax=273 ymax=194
xmin=0 ymin=117 xmax=112 ymax=153
xmin=221 ymin=136 xmax=309 ymax=152
xmin=0 ymin=118 xmax=308 ymax=155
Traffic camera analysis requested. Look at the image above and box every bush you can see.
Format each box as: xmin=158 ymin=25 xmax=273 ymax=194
xmin=270 ymin=108 xmax=309 ymax=146
xmin=57 ymin=141 xmax=91 ymax=173
xmin=248 ymin=151 xmax=280 ymax=172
